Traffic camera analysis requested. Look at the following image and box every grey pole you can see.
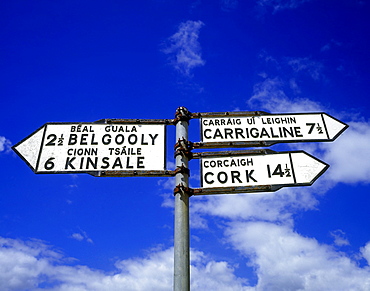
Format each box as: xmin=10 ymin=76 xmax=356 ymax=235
xmin=174 ymin=107 xmax=191 ymax=291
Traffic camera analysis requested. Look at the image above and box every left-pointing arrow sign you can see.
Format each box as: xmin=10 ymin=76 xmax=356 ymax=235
xmin=12 ymin=122 xmax=167 ymax=174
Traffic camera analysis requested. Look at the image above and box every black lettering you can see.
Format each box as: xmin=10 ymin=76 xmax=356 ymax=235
xmin=101 ymin=157 xmax=110 ymax=169
xmin=112 ymin=157 xmax=123 ymax=169
xmin=260 ymin=128 xmax=270 ymax=138
xmin=204 ymin=172 xmax=214 ymax=184
xmin=44 ymin=157 xmax=55 ymax=170
xmin=102 ymin=134 xmax=111 ymax=145
xmin=217 ymin=172 xmax=228 ymax=184
xmin=115 ymin=134 xmax=125 ymax=145
xmin=126 ymin=157 xmax=134 ymax=168
xmin=250 ymin=128 xmax=259 ymax=138
xmin=79 ymin=157 xmax=84 ymax=169
xmin=80 ymin=134 xmax=88 ymax=145
xmin=149 ymin=134 xmax=158 ymax=145
xmin=68 ymin=134 xmax=78 ymax=145
xmin=45 ymin=134 xmax=57 ymax=146
xmin=214 ymin=128 xmax=223 ymax=139
xmin=128 ymin=134 xmax=137 ymax=145
xmin=204 ymin=129 xmax=212 ymax=139
xmin=137 ymin=156 xmax=145 ymax=168
xmin=235 ymin=128 xmax=245 ymax=139
xmin=272 ymin=164 xmax=284 ymax=177
xmin=282 ymin=127 xmax=294 ymax=138
xmin=306 ymin=123 xmax=315 ymax=134
xmin=270 ymin=128 xmax=279 ymax=138
xmin=294 ymin=127 xmax=303 ymax=137
xmin=141 ymin=135 xmax=148 ymax=145
xmin=65 ymin=157 xmax=76 ymax=169
xmin=224 ymin=128 xmax=233 ymax=139
xmin=91 ymin=134 xmax=98 ymax=145
xmin=231 ymin=171 xmax=242 ymax=183
xmin=86 ymin=157 xmax=98 ymax=169
xmin=246 ymin=170 xmax=257 ymax=182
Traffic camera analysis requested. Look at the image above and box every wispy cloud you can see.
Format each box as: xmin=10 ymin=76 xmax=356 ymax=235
xmin=257 ymin=0 xmax=311 ymax=13
xmin=220 ymin=0 xmax=238 ymax=11
xmin=0 ymin=136 xmax=12 ymax=153
xmin=330 ymin=229 xmax=350 ymax=247
xmin=162 ymin=20 xmax=205 ymax=76
xmin=248 ymin=77 xmax=323 ymax=113
xmin=70 ymin=229 xmax=93 ymax=244
xmin=321 ymin=39 xmax=342 ymax=52
xmin=287 ymin=57 xmax=324 ymax=80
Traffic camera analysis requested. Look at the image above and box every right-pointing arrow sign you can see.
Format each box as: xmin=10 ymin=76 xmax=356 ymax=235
xmin=200 ymin=112 xmax=348 ymax=146
xmin=200 ymin=150 xmax=329 ymax=191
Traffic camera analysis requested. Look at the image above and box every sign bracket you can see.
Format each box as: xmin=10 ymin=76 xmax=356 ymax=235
xmin=192 ymin=141 xmax=276 ymax=149
xmin=190 ymin=110 xmax=270 ymax=118
xmin=89 ymin=170 xmax=176 ymax=177
xmin=192 ymin=149 xmax=276 ymax=159
xmin=192 ymin=185 xmax=278 ymax=195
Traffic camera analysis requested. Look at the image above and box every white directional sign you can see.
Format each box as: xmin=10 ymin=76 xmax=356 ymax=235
xmin=13 ymin=122 xmax=166 ymax=174
xmin=201 ymin=112 xmax=348 ymax=144
xmin=200 ymin=151 xmax=328 ymax=189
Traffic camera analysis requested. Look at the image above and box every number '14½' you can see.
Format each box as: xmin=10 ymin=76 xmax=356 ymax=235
xmin=267 ymin=164 xmax=292 ymax=178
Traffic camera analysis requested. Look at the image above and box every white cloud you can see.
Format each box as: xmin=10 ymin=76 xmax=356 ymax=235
xmin=162 ymin=20 xmax=205 ymax=76
xmin=191 ymin=187 xmax=318 ymax=224
xmin=319 ymin=120 xmax=370 ymax=184
xmin=0 ymin=237 xmax=252 ymax=290
xmin=287 ymin=57 xmax=324 ymax=80
xmin=71 ymin=233 xmax=84 ymax=241
xmin=330 ymin=229 xmax=350 ymax=247
xmin=4 ymin=231 xmax=367 ymax=290
xmin=0 ymin=136 xmax=12 ymax=153
xmin=225 ymin=221 xmax=370 ymax=290
xmin=0 ymin=237 xmax=63 ymax=291
xmin=361 ymin=242 xmax=370 ymax=265
xmin=70 ymin=230 xmax=94 ymax=244
xmin=247 ymin=77 xmax=323 ymax=113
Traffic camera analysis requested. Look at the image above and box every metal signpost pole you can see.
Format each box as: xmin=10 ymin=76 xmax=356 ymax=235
xmin=174 ymin=107 xmax=191 ymax=291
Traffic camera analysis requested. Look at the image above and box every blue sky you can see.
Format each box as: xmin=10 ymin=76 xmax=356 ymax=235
xmin=1 ymin=0 xmax=370 ymax=290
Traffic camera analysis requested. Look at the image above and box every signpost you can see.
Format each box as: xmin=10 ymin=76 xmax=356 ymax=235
xmin=12 ymin=120 xmax=167 ymax=175
xmin=12 ymin=108 xmax=348 ymax=291
xmin=199 ymin=112 xmax=348 ymax=148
